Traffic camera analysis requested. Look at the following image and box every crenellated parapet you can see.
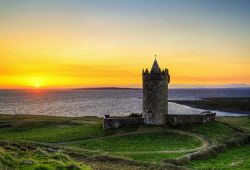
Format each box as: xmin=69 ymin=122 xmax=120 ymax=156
xmin=143 ymin=68 xmax=170 ymax=82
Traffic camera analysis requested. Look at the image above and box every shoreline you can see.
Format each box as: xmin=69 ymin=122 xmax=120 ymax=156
xmin=169 ymin=97 xmax=250 ymax=115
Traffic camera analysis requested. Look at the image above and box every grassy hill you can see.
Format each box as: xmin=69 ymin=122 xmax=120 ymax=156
xmin=0 ymin=114 xmax=249 ymax=169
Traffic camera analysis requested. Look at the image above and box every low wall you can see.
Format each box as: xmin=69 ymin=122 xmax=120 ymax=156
xmin=103 ymin=117 xmax=144 ymax=130
xmin=165 ymin=112 xmax=216 ymax=127
xmin=103 ymin=112 xmax=216 ymax=129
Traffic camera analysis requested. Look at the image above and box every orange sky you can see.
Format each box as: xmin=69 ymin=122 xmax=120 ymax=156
xmin=0 ymin=1 xmax=250 ymax=89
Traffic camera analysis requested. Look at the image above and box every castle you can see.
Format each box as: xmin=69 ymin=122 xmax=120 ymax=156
xmin=103 ymin=57 xmax=215 ymax=129
xmin=142 ymin=58 xmax=170 ymax=125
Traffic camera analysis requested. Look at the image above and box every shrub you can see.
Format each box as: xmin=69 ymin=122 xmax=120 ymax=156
xmin=34 ymin=148 xmax=50 ymax=157
xmin=33 ymin=164 xmax=53 ymax=170
xmin=52 ymin=152 xmax=70 ymax=162
xmin=66 ymin=164 xmax=81 ymax=170
xmin=0 ymin=148 xmax=17 ymax=167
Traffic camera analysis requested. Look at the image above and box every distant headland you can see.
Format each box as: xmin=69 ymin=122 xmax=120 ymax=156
xmin=73 ymin=87 xmax=141 ymax=90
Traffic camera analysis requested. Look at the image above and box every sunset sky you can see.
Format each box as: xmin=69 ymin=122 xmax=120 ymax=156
xmin=1 ymin=0 xmax=250 ymax=89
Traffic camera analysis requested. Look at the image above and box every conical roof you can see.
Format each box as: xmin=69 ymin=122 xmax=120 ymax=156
xmin=150 ymin=58 xmax=161 ymax=74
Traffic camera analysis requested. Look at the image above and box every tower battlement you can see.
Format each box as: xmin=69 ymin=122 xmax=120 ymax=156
xmin=142 ymin=68 xmax=170 ymax=81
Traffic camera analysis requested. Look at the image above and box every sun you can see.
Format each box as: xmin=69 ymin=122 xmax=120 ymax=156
xmin=34 ymin=84 xmax=40 ymax=88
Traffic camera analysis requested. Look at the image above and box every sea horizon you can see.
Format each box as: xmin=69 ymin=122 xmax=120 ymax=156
xmin=1 ymin=86 xmax=250 ymax=90
xmin=1 ymin=88 xmax=249 ymax=118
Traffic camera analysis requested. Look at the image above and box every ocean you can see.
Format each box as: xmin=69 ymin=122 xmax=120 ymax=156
xmin=0 ymin=88 xmax=250 ymax=117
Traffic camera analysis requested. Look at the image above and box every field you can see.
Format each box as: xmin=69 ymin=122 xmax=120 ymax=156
xmin=177 ymin=120 xmax=240 ymax=144
xmin=72 ymin=131 xmax=202 ymax=151
xmin=0 ymin=114 xmax=249 ymax=169
xmin=185 ymin=145 xmax=250 ymax=170
xmin=0 ymin=145 xmax=91 ymax=170
xmin=217 ymin=116 xmax=250 ymax=131
xmin=182 ymin=116 xmax=250 ymax=170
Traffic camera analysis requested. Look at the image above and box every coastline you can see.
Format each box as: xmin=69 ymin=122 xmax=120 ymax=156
xmin=170 ymin=97 xmax=250 ymax=115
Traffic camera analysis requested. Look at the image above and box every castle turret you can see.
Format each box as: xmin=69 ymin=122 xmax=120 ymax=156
xmin=142 ymin=57 xmax=170 ymax=125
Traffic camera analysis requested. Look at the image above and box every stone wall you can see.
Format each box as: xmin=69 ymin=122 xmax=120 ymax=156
xmin=103 ymin=112 xmax=216 ymax=130
xmin=165 ymin=112 xmax=216 ymax=127
xmin=143 ymin=80 xmax=168 ymax=125
xmin=103 ymin=117 xmax=144 ymax=130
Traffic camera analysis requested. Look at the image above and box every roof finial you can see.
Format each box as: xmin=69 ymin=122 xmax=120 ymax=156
xmin=150 ymin=54 xmax=160 ymax=74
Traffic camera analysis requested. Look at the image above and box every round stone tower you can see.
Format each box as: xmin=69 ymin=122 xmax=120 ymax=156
xmin=142 ymin=58 xmax=170 ymax=125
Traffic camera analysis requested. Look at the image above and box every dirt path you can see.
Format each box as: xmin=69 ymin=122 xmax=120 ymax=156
xmin=27 ymin=129 xmax=212 ymax=154
xmin=101 ymin=129 xmax=212 ymax=154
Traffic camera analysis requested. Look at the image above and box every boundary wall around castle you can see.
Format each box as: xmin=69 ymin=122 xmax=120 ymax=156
xmin=165 ymin=112 xmax=216 ymax=127
xmin=103 ymin=112 xmax=216 ymax=129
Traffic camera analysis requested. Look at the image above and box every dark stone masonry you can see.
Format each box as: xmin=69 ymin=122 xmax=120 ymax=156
xmin=103 ymin=58 xmax=216 ymax=129
xmin=103 ymin=117 xmax=144 ymax=130
xmin=165 ymin=111 xmax=216 ymax=127
xmin=103 ymin=111 xmax=215 ymax=129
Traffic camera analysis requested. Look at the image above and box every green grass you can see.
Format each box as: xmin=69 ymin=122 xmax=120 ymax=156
xmin=217 ymin=116 xmax=250 ymax=132
xmin=0 ymin=114 xmax=101 ymax=124
xmin=113 ymin=152 xmax=183 ymax=164
xmin=0 ymin=123 xmax=104 ymax=143
xmin=1 ymin=114 xmax=248 ymax=169
xmin=0 ymin=114 xmax=106 ymax=143
xmin=74 ymin=131 xmax=202 ymax=152
xmin=178 ymin=121 xmax=238 ymax=143
xmin=0 ymin=114 xmax=144 ymax=143
xmin=185 ymin=144 xmax=250 ymax=170
xmin=0 ymin=146 xmax=91 ymax=170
